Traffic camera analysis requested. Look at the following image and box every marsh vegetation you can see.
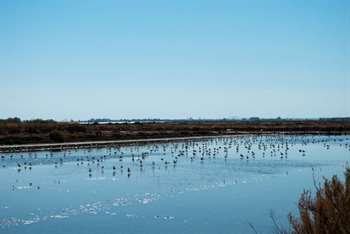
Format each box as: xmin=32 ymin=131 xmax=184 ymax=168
xmin=1 ymin=118 xmax=349 ymax=145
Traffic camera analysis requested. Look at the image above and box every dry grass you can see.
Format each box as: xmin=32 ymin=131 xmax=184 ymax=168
xmin=288 ymin=167 xmax=350 ymax=234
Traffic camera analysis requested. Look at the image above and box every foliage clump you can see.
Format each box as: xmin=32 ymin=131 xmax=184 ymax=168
xmin=288 ymin=168 xmax=350 ymax=234
xmin=49 ymin=130 xmax=65 ymax=142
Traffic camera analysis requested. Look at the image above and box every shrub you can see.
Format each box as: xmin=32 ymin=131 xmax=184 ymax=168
xmin=288 ymin=168 xmax=350 ymax=234
xmin=49 ymin=130 xmax=65 ymax=142
xmin=0 ymin=117 xmax=21 ymax=123
xmin=66 ymin=124 xmax=86 ymax=133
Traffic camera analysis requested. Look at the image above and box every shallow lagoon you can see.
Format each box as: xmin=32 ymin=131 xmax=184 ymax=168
xmin=0 ymin=135 xmax=349 ymax=234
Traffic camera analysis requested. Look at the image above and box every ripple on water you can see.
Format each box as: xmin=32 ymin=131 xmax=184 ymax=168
xmin=1 ymin=135 xmax=349 ymax=232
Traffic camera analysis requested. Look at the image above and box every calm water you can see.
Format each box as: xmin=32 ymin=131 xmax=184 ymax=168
xmin=0 ymin=135 xmax=349 ymax=234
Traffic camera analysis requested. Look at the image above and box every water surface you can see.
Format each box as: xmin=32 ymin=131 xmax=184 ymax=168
xmin=1 ymin=135 xmax=349 ymax=234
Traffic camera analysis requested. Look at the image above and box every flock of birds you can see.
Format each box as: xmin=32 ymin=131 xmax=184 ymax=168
xmin=1 ymin=135 xmax=350 ymax=191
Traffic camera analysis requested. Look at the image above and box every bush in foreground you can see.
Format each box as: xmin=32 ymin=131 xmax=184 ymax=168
xmin=288 ymin=167 xmax=350 ymax=234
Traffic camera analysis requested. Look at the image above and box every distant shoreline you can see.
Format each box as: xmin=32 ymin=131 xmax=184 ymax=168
xmin=1 ymin=131 xmax=350 ymax=153
xmin=1 ymin=119 xmax=350 ymax=152
xmin=0 ymin=135 xmax=232 ymax=152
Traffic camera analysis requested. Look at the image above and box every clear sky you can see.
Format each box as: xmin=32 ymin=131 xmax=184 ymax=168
xmin=1 ymin=0 xmax=349 ymax=120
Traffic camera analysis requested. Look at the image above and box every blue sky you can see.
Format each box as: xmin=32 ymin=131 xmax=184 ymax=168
xmin=1 ymin=0 xmax=349 ymax=120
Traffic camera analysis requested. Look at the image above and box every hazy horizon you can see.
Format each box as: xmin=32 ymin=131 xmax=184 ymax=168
xmin=2 ymin=115 xmax=350 ymax=123
xmin=1 ymin=1 xmax=349 ymax=120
